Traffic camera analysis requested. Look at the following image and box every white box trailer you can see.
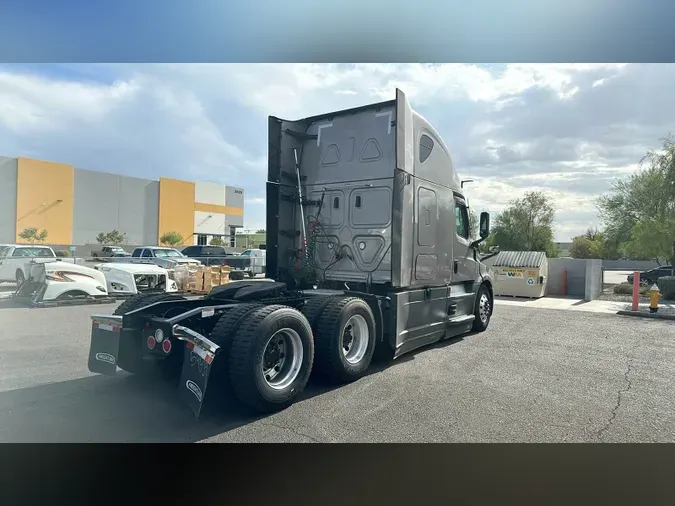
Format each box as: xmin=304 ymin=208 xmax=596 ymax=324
xmin=490 ymin=251 xmax=548 ymax=298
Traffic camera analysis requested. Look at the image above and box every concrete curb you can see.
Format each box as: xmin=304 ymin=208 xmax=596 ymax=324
xmin=616 ymin=310 xmax=675 ymax=321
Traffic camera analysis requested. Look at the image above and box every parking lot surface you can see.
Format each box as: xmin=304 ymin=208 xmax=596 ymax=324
xmin=603 ymin=270 xmax=632 ymax=286
xmin=0 ymin=301 xmax=673 ymax=443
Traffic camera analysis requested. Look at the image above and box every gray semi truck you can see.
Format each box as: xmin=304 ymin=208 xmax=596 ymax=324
xmin=87 ymin=89 xmax=498 ymax=417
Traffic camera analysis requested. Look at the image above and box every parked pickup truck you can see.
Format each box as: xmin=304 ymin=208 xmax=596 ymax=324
xmin=91 ymin=245 xmax=131 ymax=260
xmin=0 ymin=244 xmax=84 ymax=286
xmin=111 ymin=246 xmax=202 ymax=270
xmin=230 ymin=248 xmax=266 ymax=278
xmin=181 ymin=245 xmax=238 ymax=266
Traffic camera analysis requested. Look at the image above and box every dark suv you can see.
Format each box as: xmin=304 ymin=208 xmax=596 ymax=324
xmin=627 ymin=265 xmax=674 ymax=285
xmin=181 ymin=245 xmax=234 ymax=266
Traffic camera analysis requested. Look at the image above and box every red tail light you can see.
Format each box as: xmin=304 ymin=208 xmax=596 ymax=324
xmin=147 ymin=336 xmax=156 ymax=350
xmin=162 ymin=339 xmax=172 ymax=354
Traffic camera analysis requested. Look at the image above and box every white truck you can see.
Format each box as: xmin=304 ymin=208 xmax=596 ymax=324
xmin=87 ymin=89 xmax=498 ymax=417
xmin=95 ymin=262 xmax=178 ymax=296
xmin=0 ymin=245 xmax=84 ymax=286
xmin=112 ymin=246 xmax=202 ymax=270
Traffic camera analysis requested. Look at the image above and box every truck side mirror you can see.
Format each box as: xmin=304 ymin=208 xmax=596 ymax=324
xmin=479 ymin=212 xmax=490 ymax=239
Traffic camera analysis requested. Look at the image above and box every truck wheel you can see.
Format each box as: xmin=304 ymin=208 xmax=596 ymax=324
xmin=471 ymin=284 xmax=493 ymax=332
xmin=228 ymin=305 xmax=314 ymax=413
xmin=113 ymin=293 xmax=186 ymax=316
xmin=314 ymin=297 xmax=376 ymax=383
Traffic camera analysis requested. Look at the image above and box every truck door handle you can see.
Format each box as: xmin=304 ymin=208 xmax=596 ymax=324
xmin=453 ymin=261 xmax=458 ymax=274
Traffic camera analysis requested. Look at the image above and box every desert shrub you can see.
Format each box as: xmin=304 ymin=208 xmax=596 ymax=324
xmin=657 ymin=276 xmax=675 ymax=300
xmin=55 ymin=250 xmax=71 ymax=257
xmin=613 ymin=283 xmax=649 ymax=295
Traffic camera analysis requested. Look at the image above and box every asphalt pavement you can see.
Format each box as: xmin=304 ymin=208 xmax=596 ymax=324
xmin=603 ymin=270 xmax=632 ymax=286
xmin=0 ymin=301 xmax=673 ymax=442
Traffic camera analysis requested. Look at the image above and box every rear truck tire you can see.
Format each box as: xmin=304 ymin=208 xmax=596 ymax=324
xmin=228 ymin=305 xmax=314 ymax=413
xmin=314 ymin=296 xmax=377 ymax=383
xmin=204 ymin=303 xmax=263 ymax=395
xmin=15 ymin=269 xmax=25 ymax=287
xmin=300 ymin=295 xmax=338 ymax=332
xmin=112 ymin=292 xmax=188 ymax=377
xmin=230 ymin=270 xmax=245 ymax=281
xmin=209 ymin=303 xmax=263 ymax=362
xmin=471 ymin=284 xmax=493 ymax=332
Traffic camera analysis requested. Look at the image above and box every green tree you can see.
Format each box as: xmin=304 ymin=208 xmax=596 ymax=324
xmin=569 ymin=228 xmax=605 ymax=259
xmin=624 ymin=217 xmax=675 ymax=263
xmin=256 ymin=229 xmax=266 ymax=234
xmin=159 ymin=231 xmax=184 ymax=247
xmin=96 ymin=230 xmax=126 ymax=245
xmin=490 ymin=191 xmax=559 ymax=256
xmin=18 ymin=227 xmax=48 ymax=244
xmin=597 ymin=135 xmax=675 ymax=265
xmin=209 ymin=236 xmax=224 ymax=246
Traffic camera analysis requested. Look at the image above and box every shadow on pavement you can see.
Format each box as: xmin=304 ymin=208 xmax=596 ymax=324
xmin=0 ymin=335 xmax=468 ymax=443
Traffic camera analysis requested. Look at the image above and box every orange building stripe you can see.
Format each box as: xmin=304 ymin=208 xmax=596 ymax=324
xmin=194 ymin=202 xmax=243 ymax=216
xmin=16 ymin=157 xmax=74 ymax=244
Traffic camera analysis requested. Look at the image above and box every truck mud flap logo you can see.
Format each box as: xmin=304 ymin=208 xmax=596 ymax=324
xmin=185 ymin=379 xmax=203 ymax=402
xmin=95 ymin=352 xmax=116 ymax=365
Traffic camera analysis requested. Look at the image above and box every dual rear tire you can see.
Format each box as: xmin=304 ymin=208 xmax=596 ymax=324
xmin=210 ymin=295 xmax=377 ymax=413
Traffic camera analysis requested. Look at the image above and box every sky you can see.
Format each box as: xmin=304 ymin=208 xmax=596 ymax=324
xmin=1 ymin=63 xmax=673 ymax=241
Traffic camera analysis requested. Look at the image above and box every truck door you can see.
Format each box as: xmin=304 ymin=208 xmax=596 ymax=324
xmin=453 ymin=197 xmax=479 ymax=283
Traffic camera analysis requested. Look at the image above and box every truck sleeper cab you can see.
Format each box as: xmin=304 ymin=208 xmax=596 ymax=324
xmin=86 ymin=89 xmax=496 ymax=417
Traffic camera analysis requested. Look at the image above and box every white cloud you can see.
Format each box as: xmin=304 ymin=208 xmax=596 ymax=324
xmin=0 ymin=63 xmax=671 ymax=240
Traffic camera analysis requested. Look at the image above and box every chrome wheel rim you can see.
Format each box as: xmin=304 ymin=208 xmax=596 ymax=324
xmin=341 ymin=315 xmax=369 ymax=365
xmin=261 ymin=328 xmax=303 ymax=390
xmin=478 ymin=293 xmax=491 ymax=324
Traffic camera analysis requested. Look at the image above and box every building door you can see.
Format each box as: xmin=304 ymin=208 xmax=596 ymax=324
xmin=197 ymin=234 xmax=207 ymax=246
xmin=229 ymin=227 xmax=236 ymax=248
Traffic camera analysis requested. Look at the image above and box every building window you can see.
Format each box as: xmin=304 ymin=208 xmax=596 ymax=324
xmin=229 ymin=226 xmax=236 ymax=248
xmin=197 ymin=234 xmax=208 ymax=246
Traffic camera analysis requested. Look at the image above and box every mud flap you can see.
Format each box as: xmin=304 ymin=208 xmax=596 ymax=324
xmin=88 ymin=315 xmax=123 ymax=375
xmin=175 ymin=325 xmax=221 ymax=418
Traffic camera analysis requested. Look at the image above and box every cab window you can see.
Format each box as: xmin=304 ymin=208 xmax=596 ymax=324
xmin=455 ymin=202 xmax=469 ymax=240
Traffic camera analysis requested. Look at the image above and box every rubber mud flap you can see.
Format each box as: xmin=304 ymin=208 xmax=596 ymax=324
xmin=179 ymin=342 xmax=217 ymax=418
xmin=88 ymin=316 xmax=123 ymax=375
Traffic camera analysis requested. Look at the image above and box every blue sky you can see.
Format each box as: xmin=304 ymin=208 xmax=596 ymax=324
xmin=2 ymin=63 xmax=674 ymax=240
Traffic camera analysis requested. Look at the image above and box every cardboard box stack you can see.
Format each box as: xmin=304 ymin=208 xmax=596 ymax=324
xmin=190 ymin=265 xmax=231 ymax=293
xmin=186 ymin=265 xmax=203 ymax=292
